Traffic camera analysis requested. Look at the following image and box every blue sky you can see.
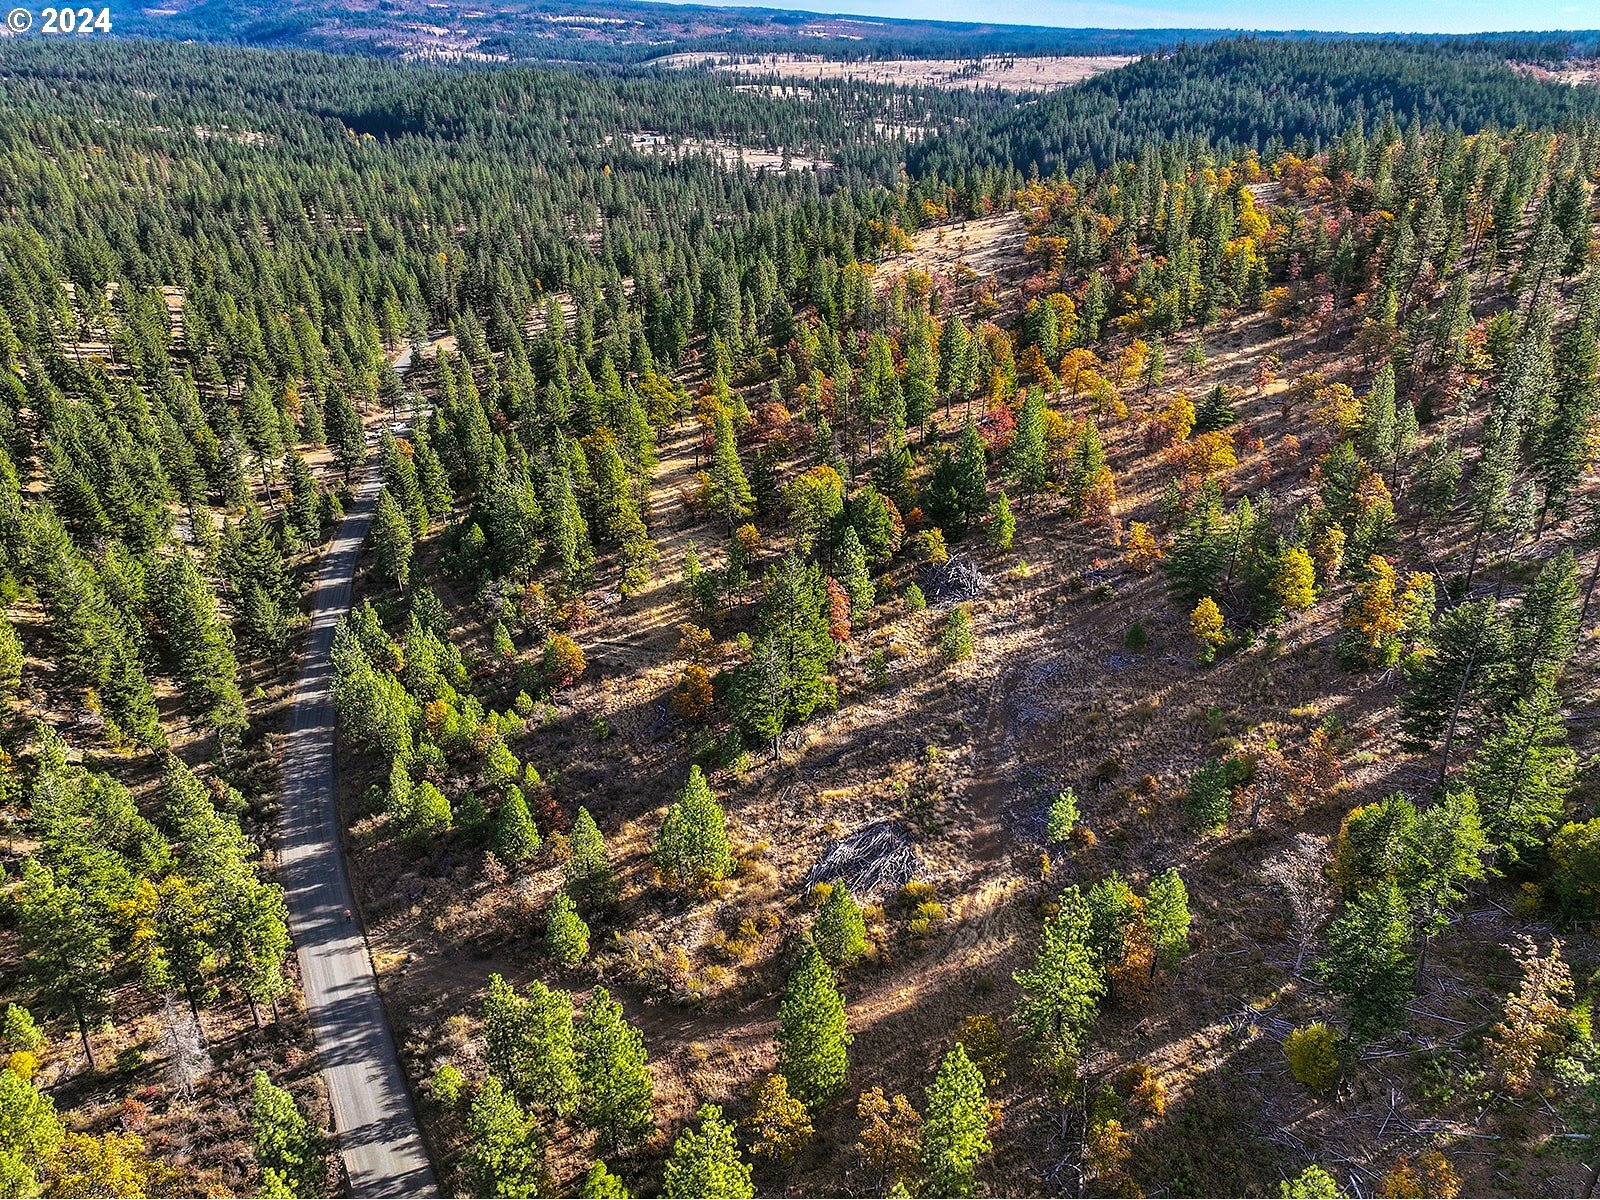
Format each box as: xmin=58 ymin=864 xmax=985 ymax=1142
xmin=671 ymin=0 xmax=1597 ymax=34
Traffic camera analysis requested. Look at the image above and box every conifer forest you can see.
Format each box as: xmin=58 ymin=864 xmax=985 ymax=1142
xmin=4 ymin=5 xmax=1600 ymax=1197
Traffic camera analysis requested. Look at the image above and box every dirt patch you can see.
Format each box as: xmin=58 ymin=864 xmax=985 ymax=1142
xmin=610 ymin=132 xmax=832 ymax=172
xmin=1510 ymin=59 xmax=1600 ymax=86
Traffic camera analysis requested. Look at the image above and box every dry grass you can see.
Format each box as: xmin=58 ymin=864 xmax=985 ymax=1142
xmin=341 ymin=220 xmax=1600 ymax=1197
xmin=652 ymin=52 xmax=1136 ymax=93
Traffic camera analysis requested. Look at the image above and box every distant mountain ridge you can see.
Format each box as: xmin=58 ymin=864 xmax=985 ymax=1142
xmin=102 ymin=0 xmax=1600 ymax=65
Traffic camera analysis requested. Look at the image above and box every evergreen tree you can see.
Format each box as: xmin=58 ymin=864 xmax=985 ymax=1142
xmin=1014 ymin=885 xmax=1104 ymax=1063
xmin=1165 ymin=486 xmax=1229 ymax=604
xmin=326 ymin=388 xmax=367 ymax=480
xmin=1009 ymin=390 xmax=1049 ymax=499
xmin=1045 ymin=788 xmax=1079 ymax=844
xmin=1399 ymin=598 xmax=1509 ymax=774
xmin=575 ymin=987 xmax=655 ymax=1152
xmin=929 ymin=421 xmax=988 ymax=534
xmin=495 ymin=786 xmax=541 ymax=865
xmin=1468 ymin=687 xmax=1574 ymax=858
xmin=661 ymin=1105 xmax=755 ymax=1200
xmin=1145 ymin=868 xmax=1192 ymax=969
xmin=655 ymin=766 xmax=734 ymax=890
xmin=250 ymin=1071 xmax=323 ymax=1199
xmin=919 ymin=1043 xmax=992 ymax=1199
xmin=465 ymin=1075 xmax=547 ymax=1199
xmin=16 ymin=860 xmax=114 ymax=1067
xmin=1319 ymin=883 xmax=1415 ymax=1039
xmin=1508 ymin=550 xmax=1580 ymax=701
xmin=987 ymin=491 xmax=1016 ymax=551
xmin=371 ymin=487 xmax=414 ymax=592
xmin=152 ymin=552 xmax=247 ymax=749
xmin=814 ymin=884 xmax=868 ymax=968
xmin=483 ymin=975 xmax=578 ymax=1116
xmin=566 ymin=807 xmax=615 ymax=907
xmin=579 ymin=1162 xmax=631 ymax=1199
xmin=707 ymin=409 xmax=754 ymax=526
xmin=777 ymin=943 xmax=852 ymax=1111
xmin=834 ymin=525 xmax=874 ymax=616
xmin=733 ymin=555 xmax=836 ymax=755
xmin=547 ymin=890 xmax=591 ymax=965
xmin=940 ymin=607 xmax=974 ymax=664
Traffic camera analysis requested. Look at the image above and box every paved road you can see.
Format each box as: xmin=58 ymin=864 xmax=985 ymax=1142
xmin=279 ymin=463 xmax=439 ymax=1199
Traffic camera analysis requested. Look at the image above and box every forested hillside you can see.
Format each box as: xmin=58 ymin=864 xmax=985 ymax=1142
xmin=906 ymin=38 xmax=1600 ymax=180
xmin=2 ymin=28 xmax=1600 ymax=1200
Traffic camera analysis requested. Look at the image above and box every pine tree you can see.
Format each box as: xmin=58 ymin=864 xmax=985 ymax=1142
xmin=483 ymin=975 xmax=578 ymax=1115
xmin=1281 ymin=1165 xmax=1346 ymax=1198
xmin=929 ymin=421 xmax=988 ymax=534
xmin=661 ymin=1105 xmax=754 ymax=1200
xmin=834 ymin=525 xmax=874 ymax=616
xmin=326 ymin=389 xmax=367 ymax=480
xmin=465 ymin=1075 xmax=547 ymax=1199
xmin=734 ymin=555 xmax=836 ymax=755
xmin=547 ymin=890 xmax=590 ymax=965
xmin=1508 ymin=550 xmax=1580 ymax=701
xmin=0 ymin=615 xmax=22 ymax=702
xmin=0 ymin=1066 xmax=63 ymax=1195
xmin=575 ymin=987 xmax=655 ymax=1152
xmin=16 ymin=860 xmax=114 ymax=1067
xmin=814 ymin=884 xmax=868 ymax=968
xmin=1165 ymin=486 xmax=1229 ymax=603
xmin=251 ymin=1072 xmax=323 ymax=1199
xmin=987 ymin=491 xmax=1016 ymax=550
xmin=1399 ymin=791 xmax=1487 ymax=967
xmin=1064 ymin=418 xmax=1108 ymax=515
xmin=494 ymin=786 xmax=541 ymax=865
xmin=1009 ymin=390 xmax=1048 ymax=499
xmin=919 ymin=1043 xmax=992 ymax=1199
xmin=1014 ymin=885 xmax=1104 ymax=1063
xmin=1046 ymin=788 xmax=1079 ymax=844
xmin=1145 ymin=868 xmax=1191 ymax=969
xmin=1468 ymin=687 xmax=1574 ymax=859
xmin=1359 ymin=364 xmax=1399 ymax=475
xmin=940 ymin=607 xmax=974 ymax=664
xmin=1399 ymin=598 xmax=1510 ymax=775
xmin=371 ymin=487 xmax=414 ymax=591
xmin=579 ymin=1162 xmax=630 ymax=1199
xmin=408 ymin=781 xmax=452 ymax=840
xmin=654 ymin=766 xmax=734 ymax=890
xmin=707 ymin=409 xmax=754 ymax=526
xmin=1319 ymin=883 xmax=1415 ymax=1039
xmin=153 ymin=552 xmax=247 ymax=749
xmin=777 ymin=943 xmax=852 ymax=1111
xmin=566 ymin=807 xmax=615 ymax=907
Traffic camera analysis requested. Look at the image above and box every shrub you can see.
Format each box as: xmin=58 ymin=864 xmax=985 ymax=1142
xmin=1283 ymin=1023 xmax=1341 ymax=1091
xmin=429 ymin=1063 xmax=465 ymax=1108
xmin=814 ymin=884 xmax=869 ymax=967
xmin=547 ymin=891 xmax=591 ymax=965
xmin=1045 ymin=789 xmax=1079 ymax=845
xmin=940 ymin=608 xmax=974 ymax=664
xmin=744 ymin=1074 xmax=813 ymax=1163
xmin=543 ymin=634 xmax=586 ymax=689
xmin=2 ymin=1005 xmax=43 ymax=1052
xmin=1185 ymin=757 xmax=1233 ymax=831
